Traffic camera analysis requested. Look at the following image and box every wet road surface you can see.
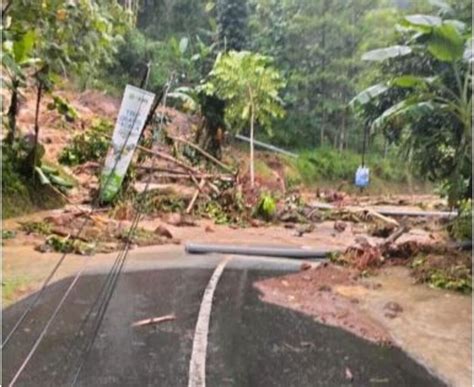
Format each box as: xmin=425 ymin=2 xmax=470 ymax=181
xmin=2 ymin=254 xmax=445 ymax=386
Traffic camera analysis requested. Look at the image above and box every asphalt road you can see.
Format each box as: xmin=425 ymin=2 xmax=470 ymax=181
xmin=2 ymin=252 xmax=445 ymax=386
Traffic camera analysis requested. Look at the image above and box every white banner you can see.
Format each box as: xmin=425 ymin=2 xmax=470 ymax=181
xmin=100 ymin=85 xmax=155 ymax=202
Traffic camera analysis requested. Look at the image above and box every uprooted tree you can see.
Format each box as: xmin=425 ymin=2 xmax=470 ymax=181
xmin=202 ymin=50 xmax=285 ymax=187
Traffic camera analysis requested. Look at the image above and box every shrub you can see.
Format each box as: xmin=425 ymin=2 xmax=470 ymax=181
xmin=59 ymin=119 xmax=112 ymax=166
xmin=449 ymin=199 xmax=472 ymax=241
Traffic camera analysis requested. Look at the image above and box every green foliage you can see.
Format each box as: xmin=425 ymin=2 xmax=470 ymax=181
xmin=411 ymin=254 xmax=472 ymax=294
xmin=2 ymin=230 xmax=17 ymax=240
xmin=449 ymin=199 xmax=472 ymax=241
xmin=204 ymin=50 xmax=285 ymax=132
xmin=354 ymin=10 xmax=472 ymax=206
xmin=21 ymin=221 xmax=52 ymax=236
xmin=2 ymin=0 xmax=130 ymax=140
xmin=203 ymin=201 xmax=231 ymax=224
xmin=45 ymin=235 xmax=95 ymax=255
xmin=255 ymin=193 xmax=276 ymax=220
xmin=47 ymin=95 xmax=78 ymax=122
xmin=296 ymin=147 xmax=412 ymax=185
xmin=59 ymin=119 xmax=113 ymax=166
xmin=107 ymin=29 xmax=198 ymax=91
xmin=203 ymin=50 xmax=285 ymax=185
xmin=216 ymin=0 xmax=249 ymax=51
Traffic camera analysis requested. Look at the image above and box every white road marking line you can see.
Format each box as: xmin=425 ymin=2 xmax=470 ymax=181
xmin=188 ymin=256 xmax=231 ymax=387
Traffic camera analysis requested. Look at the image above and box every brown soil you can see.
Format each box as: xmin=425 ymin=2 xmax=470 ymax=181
xmin=254 ymin=263 xmax=393 ymax=344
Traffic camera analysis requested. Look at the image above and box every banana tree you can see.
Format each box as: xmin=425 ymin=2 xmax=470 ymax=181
xmin=351 ymin=11 xmax=472 ymax=206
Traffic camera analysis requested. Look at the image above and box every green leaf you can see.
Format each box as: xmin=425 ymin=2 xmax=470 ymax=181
xmin=372 ymin=99 xmax=435 ymax=130
xmin=404 ymin=14 xmax=442 ymax=28
xmin=205 ymin=2 xmax=215 ymax=12
xmin=427 ymin=23 xmax=464 ymax=62
xmin=35 ymin=167 xmax=51 ymax=185
xmin=444 ymin=19 xmax=466 ymax=33
xmin=389 ymin=75 xmax=433 ymax=89
xmin=49 ymin=174 xmax=74 ymax=188
xmin=350 ymin=84 xmax=388 ymax=106
xmin=13 ymin=30 xmax=37 ymax=64
xmin=362 ymin=45 xmax=412 ymax=61
xmin=179 ymin=37 xmax=189 ymax=54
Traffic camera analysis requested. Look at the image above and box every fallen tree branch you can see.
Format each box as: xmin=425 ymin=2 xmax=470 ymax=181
xmin=136 ymin=144 xmax=199 ymax=174
xmin=168 ymin=135 xmax=234 ymax=173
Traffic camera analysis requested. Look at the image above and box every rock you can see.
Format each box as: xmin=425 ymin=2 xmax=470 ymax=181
xmin=164 ymin=213 xmax=182 ymax=226
xmin=204 ymin=225 xmax=215 ymax=233
xmin=35 ymin=243 xmax=53 ymax=253
xmin=154 ymin=225 xmax=173 ymax=239
xmin=334 ymin=221 xmax=347 ymax=233
xmin=294 ymin=223 xmax=315 ymax=237
xmin=165 ymin=213 xmax=196 ymax=227
xmin=318 ymin=285 xmax=332 ymax=292
xmin=384 ymin=301 xmax=403 ymax=316
xmin=250 ymin=219 xmax=264 ymax=228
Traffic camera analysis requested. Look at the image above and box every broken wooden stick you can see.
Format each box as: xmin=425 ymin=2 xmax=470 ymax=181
xmin=186 ymin=179 xmax=206 ymax=214
xmin=381 ymin=225 xmax=410 ymax=249
xmin=131 ymin=314 xmax=176 ymax=328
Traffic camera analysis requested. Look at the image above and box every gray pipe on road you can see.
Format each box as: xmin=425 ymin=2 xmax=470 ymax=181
xmin=185 ymin=243 xmax=332 ymax=259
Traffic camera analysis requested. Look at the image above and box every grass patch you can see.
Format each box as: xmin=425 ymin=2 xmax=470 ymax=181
xmin=295 ymin=147 xmax=412 ymax=184
xmin=3 ymin=276 xmax=32 ymax=306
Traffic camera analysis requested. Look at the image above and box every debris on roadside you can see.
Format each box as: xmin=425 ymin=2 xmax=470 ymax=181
xmin=154 ymin=225 xmax=174 ymax=239
xmin=22 ymin=209 xmax=178 ymax=255
xmin=131 ymin=313 xmax=176 ymax=328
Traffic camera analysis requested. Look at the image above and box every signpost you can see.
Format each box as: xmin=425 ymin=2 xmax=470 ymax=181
xmin=100 ymin=85 xmax=155 ymax=203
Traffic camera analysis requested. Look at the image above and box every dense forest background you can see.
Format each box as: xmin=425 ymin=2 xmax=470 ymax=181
xmin=104 ymin=0 xmax=470 ymax=148
xmin=2 ymin=0 xmax=472 ymax=207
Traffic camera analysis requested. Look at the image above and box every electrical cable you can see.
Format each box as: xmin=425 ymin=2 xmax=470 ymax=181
xmin=2 ymin=74 xmax=154 ymax=350
xmin=6 ymin=74 xmax=154 ymax=385
xmin=66 ymin=78 xmax=173 ymax=386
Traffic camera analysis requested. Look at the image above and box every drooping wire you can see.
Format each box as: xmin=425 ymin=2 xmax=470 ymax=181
xmin=67 ymin=78 xmax=174 ymax=386
xmin=6 ymin=77 xmax=155 ymax=387
xmin=41 ymin=85 xmax=166 ymax=380
xmin=2 ymin=72 xmax=154 ymax=352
